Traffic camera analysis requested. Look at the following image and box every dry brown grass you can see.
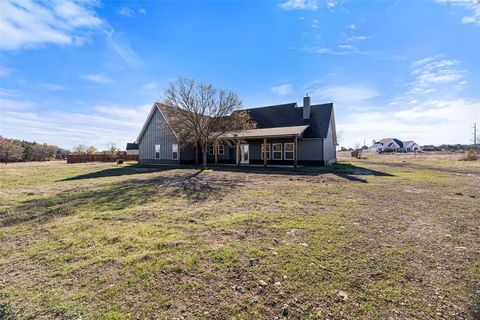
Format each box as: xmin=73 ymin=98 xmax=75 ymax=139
xmin=0 ymin=156 xmax=479 ymax=319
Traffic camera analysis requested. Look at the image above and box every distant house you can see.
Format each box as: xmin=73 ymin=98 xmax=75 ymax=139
xmin=126 ymin=143 xmax=139 ymax=155
xmin=403 ymin=141 xmax=422 ymax=152
xmin=134 ymin=95 xmax=337 ymax=166
xmin=368 ymin=138 xmax=421 ymax=152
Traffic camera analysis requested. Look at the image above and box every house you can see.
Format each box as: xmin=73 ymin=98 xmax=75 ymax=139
xmin=368 ymin=138 xmax=421 ymax=152
xmin=135 ymin=95 xmax=337 ymax=166
xmin=403 ymin=141 xmax=422 ymax=152
xmin=125 ymin=143 xmax=139 ymax=155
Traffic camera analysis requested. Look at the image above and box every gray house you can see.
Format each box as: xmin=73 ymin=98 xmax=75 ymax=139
xmin=135 ymin=95 xmax=337 ymax=166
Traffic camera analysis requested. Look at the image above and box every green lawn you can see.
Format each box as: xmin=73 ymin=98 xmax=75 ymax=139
xmin=0 ymin=157 xmax=479 ymax=319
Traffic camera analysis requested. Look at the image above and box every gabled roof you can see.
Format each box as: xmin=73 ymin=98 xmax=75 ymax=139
xmin=126 ymin=143 xmax=138 ymax=150
xmin=403 ymin=140 xmax=418 ymax=147
xmin=136 ymin=103 xmax=178 ymax=143
xmin=392 ymin=139 xmax=404 ymax=148
xmin=240 ymin=102 xmax=334 ymax=139
xmin=375 ymin=138 xmax=404 ymax=148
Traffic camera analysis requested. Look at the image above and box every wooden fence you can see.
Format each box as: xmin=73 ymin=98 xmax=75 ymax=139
xmin=67 ymin=152 xmax=138 ymax=164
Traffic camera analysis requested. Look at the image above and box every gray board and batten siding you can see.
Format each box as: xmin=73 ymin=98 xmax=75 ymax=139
xmin=137 ymin=107 xmax=181 ymax=164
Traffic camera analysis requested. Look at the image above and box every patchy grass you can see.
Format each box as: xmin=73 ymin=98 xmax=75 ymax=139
xmin=0 ymin=157 xmax=479 ymax=319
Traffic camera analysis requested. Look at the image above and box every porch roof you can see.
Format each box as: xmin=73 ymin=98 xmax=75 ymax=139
xmin=219 ymin=125 xmax=309 ymax=139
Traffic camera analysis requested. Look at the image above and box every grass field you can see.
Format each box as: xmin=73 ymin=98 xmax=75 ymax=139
xmin=1 ymin=153 xmax=479 ymax=319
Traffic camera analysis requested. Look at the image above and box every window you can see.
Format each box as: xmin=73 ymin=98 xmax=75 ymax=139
xmin=172 ymin=144 xmax=178 ymax=160
xmin=208 ymin=145 xmax=215 ymax=155
xmin=217 ymin=144 xmax=224 ymax=155
xmin=155 ymin=144 xmax=160 ymax=159
xmin=261 ymin=143 xmax=271 ymax=160
xmin=272 ymin=143 xmax=282 ymax=160
xmin=284 ymin=143 xmax=294 ymax=160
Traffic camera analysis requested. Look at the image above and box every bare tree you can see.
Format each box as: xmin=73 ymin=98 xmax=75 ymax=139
xmin=31 ymin=144 xmax=56 ymax=161
xmin=0 ymin=138 xmax=24 ymax=164
xmin=336 ymin=130 xmax=344 ymax=145
xmin=164 ymin=78 xmax=256 ymax=168
xmin=86 ymin=146 xmax=97 ymax=155
xmin=73 ymin=144 xmax=88 ymax=155
xmin=105 ymin=142 xmax=119 ymax=159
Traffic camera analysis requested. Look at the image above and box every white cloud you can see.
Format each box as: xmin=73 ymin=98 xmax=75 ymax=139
xmin=349 ymin=24 xmax=356 ymax=29
xmin=339 ymin=99 xmax=480 ymax=146
xmin=105 ymin=29 xmax=144 ymax=68
xmin=118 ymin=7 xmax=135 ymax=17
xmin=0 ymin=1 xmax=143 ymax=68
xmin=0 ymin=0 xmax=102 ymax=50
xmin=347 ymin=35 xmax=370 ymax=42
xmin=327 ymin=1 xmax=337 ymax=9
xmin=436 ymin=0 xmax=480 ymax=26
xmin=271 ymin=84 xmax=294 ymax=96
xmin=408 ymin=56 xmax=466 ymax=94
xmin=38 ymin=83 xmax=69 ymax=91
xmin=81 ymin=74 xmax=112 ymax=84
xmin=0 ymin=88 xmax=35 ymax=110
xmin=0 ymin=66 xmax=12 ymax=77
xmin=118 ymin=6 xmax=146 ymax=17
xmin=0 ymin=89 xmax=151 ymax=149
xmin=338 ymin=44 xmax=356 ymax=51
xmin=279 ymin=0 xmax=319 ymax=10
xmin=312 ymin=19 xmax=319 ymax=28
xmin=290 ymin=46 xmax=350 ymax=55
xmin=308 ymin=84 xmax=380 ymax=105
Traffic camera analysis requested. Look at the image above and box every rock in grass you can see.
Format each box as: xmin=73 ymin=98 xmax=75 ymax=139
xmin=259 ymin=280 xmax=268 ymax=287
xmin=282 ymin=304 xmax=289 ymax=316
xmin=338 ymin=290 xmax=348 ymax=302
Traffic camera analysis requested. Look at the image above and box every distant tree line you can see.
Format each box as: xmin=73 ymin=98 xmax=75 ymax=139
xmin=71 ymin=142 xmax=120 ymax=158
xmin=0 ymin=136 xmax=71 ymax=164
xmin=422 ymin=144 xmax=476 ymax=152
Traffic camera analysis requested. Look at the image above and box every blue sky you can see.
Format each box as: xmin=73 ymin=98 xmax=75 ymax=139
xmin=0 ymin=0 xmax=479 ymax=149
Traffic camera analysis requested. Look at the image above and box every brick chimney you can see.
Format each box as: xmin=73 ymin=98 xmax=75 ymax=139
xmin=303 ymin=94 xmax=311 ymax=120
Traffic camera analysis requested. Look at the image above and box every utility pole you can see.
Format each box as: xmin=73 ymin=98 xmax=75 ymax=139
xmin=474 ymin=122 xmax=477 ymax=149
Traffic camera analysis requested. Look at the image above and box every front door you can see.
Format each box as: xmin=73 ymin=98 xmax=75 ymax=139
xmin=240 ymin=144 xmax=249 ymax=164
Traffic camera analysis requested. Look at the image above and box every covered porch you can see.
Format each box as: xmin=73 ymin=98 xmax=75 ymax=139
xmin=203 ymin=125 xmax=309 ymax=168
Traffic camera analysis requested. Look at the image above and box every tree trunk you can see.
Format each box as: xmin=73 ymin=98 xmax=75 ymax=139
xmin=202 ymin=144 xmax=208 ymax=169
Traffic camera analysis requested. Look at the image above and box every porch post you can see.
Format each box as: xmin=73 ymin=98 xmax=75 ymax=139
xmin=214 ymin=140 xmax=218 ymax=165
xmin=294 ymin=136 xmax=298 ymax=168
xmin=236 ymin=140 xmax=240 ymax=166
xmin=263 ymin=138 xmax=267 ymax=167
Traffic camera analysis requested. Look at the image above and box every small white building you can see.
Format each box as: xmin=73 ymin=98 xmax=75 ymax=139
xmin=126 ymin=143 xmax=139 ymax=155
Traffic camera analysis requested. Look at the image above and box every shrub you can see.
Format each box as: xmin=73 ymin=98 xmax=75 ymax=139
xmin=459 ymin=150 xmax=479 ymax=161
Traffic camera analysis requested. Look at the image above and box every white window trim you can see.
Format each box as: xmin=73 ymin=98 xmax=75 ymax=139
xmin=155 ymin=144 xmax=160 ymax=159
xmin=284 ymin=143 xmax=294 ymax=160
xmin=272 ymin=143 xmax=282 ymax=160
xmin=217 ymin=144 xmax=224 ymax=155
xmin=261 ymin=143 xmax=271 ymax=160
xmin=172 ymin=144 xmax=178 ymax=160
xmin=208 ymin=145 xmax=215 ymax=155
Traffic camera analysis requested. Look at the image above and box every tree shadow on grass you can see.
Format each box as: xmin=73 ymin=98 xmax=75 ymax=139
xmin=60 ymin=165 xmax=178 ymax=181
xmin=1 ymin=170 xmax=246 ymax=227
xmin=206 ymin=162 xmax=395 ymax=183
xmin=61 ymin=163 xmax=394 ymax=184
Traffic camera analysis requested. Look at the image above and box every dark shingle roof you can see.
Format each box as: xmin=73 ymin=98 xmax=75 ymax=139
xmin=126 ymin=143 xmax=139 ymax=150
xmin=242 ymin=102 xmax=333 ymax=138
xmin=392 ymin=139 xmax=403 ymax=148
